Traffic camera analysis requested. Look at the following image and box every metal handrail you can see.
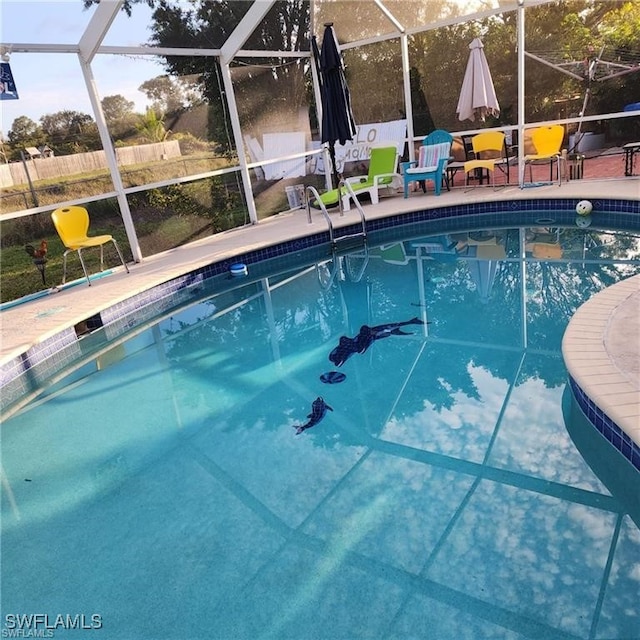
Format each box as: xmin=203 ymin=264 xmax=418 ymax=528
xmin=344 ymin=249 xmax=369 ymax=283
xmin=315 ymin=246 xmax=370 ymax=291
xmin=338 ymin=179 xmax=367 ymax=233
xmin=304 ymin=181 xmax=368 ymax=249
xmin=305 ymin=182 xmax=370 ymax=290
xmin=316 ymin=257 xmax=340 ymax=291
xmin=304 ymin=185 xmax=333 ymax=235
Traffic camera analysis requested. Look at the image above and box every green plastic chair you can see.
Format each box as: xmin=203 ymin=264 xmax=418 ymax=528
xmin=318 ymin=145 xmax=400 ymax=210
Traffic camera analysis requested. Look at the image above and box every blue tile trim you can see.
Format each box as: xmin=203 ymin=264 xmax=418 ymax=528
xmin=1 ymin=198 xmax=638 ymax=418
xmin=569 ymin=376 xmax=640 ymax=471
xmin=0 ymin=327 xmax=81 ymax=414
xmin=368 ymin=197 xmax=640 ymax=236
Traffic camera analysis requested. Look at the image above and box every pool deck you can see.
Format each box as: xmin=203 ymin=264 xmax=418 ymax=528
xmin=1 ymin=177 xmax=639 ymax=448
xmin=563 ymin=274 xmax=640 ymax=447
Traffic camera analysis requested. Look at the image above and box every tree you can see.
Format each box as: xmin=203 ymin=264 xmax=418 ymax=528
xmin=39 ymin=110 xmax=101 ymax=155
xmin=404 ymin=1 xmax=638 ymax=134
xmin=6 ymin=116 xmax=46 ymax=160
xmin=101 ymin=94 xmax=138 ymax=140
xmin=591 ymin=1 xmax=640 ymax=139
xmin=101 ymin=94 xmax=135 ymax=123
xmin=509 ymin=0 xmax=638 ymax=124
xmin=408 ymin=20 xmax=482 ymax=132
xmin=84 ymin=0 xmax=637 ymax=147
xmin=83 ymin=0 xmax=153 ymax=17
xmin=145 ymin=0 xmax=309 ymax=153
xmin=136 ymin=108 xmax=170 ymax=142
xmin=138 ymin=74 xmax=202 ymax=116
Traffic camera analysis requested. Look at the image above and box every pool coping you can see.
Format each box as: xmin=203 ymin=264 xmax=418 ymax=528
xmin=563 ymin=274 xmax=640 ymax=468
xmin=1 ymin=179 xmax=639 ymax=466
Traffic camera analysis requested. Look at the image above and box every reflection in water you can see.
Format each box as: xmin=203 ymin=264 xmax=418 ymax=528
xmin=563 ymin=386 xmax=640 ymax=528
xmin=2 ymin=226 xmax=639 ymax=639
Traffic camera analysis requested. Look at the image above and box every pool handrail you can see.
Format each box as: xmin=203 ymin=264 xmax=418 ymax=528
xmin=304 ymin=182 xmax=367 ymax=253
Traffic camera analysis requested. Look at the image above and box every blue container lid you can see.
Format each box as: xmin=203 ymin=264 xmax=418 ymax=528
xmin=230 ymin=263 xmax=248 ymax=276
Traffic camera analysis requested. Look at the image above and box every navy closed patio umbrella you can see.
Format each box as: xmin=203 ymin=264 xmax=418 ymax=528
xmin=312 ymin=23 xmax=357 ymax=189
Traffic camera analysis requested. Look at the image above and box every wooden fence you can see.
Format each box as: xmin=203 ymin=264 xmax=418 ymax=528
xmin=0 ymin=141 xmax=182 ymax=188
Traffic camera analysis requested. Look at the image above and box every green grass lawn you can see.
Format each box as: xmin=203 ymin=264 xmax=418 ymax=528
xmin=0 ymin=153 xmax=327 ymax=304
xmin=0 ymin=212 xmax=237 ymax=304
xmin=1 ymin=231 xmax=131 ymax=304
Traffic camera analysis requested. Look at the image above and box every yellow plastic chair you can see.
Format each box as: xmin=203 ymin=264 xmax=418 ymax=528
xmin=51 ymin=205 xmax=130 ymax=286
xmin=463 ymin=131 xmax=508 ymax=188
xmin=524 ymin=125 xmax=564 ymax=186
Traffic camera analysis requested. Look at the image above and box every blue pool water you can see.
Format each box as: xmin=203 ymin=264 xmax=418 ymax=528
xmin=2 ymin=226 xmax=640 ymax=639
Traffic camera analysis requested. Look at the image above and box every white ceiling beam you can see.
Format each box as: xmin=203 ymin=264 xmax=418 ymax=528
xmin=99 ymin=45 xmax=221 ymax=57
xmin=0 ymin=43 xmax=80 ymax=54
xmin=78 ymin=0 xmax=123 ymax=63
xmin=0 ymin=43 xmax=310 ymax=59
xmin=220 ymin=0 xmax=276 ymax=64
xmin=374 ymin=0 xmax=405 ymax=34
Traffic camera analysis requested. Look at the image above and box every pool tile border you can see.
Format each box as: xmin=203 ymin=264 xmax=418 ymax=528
xmin=569 ymin=377 xmax=640 ymax=471
xmin=562 ymin=264 xmax=640 ymax=473
xmin=2 ymin=197 xmax=639 ymax=431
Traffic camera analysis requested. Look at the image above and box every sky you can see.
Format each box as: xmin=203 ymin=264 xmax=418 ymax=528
xmin=0 ymin=0 xmax=165 ymax=135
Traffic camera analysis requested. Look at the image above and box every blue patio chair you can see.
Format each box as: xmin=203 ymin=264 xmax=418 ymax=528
xmin=401 ymin=129 xmax=453 ymax=198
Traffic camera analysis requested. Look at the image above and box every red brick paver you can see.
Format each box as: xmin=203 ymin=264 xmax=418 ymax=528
xmin=446 ymin=151 xmax=633 ymax=188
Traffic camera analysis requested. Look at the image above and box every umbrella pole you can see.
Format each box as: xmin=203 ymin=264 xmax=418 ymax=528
xmin=329 ymin=143 xmax=340 ymax=190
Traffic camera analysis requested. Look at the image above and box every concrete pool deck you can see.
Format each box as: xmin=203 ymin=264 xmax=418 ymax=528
xmin=1 ymin=177 xmax=639 ymax=451
xmin=563 ymin=273 xmax=640 ymax=449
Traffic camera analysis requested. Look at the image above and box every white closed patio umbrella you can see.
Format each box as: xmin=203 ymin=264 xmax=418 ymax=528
xmin=456 ymin=38 xmax=500 ymax=122
xmin=468 ymin=258 xmax=499 ymax=304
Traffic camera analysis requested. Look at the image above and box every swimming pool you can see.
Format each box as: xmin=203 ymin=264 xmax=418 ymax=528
xmin=2 ymin=223 xmax=640 ymax=639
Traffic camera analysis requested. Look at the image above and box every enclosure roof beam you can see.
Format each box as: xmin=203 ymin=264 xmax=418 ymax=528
xmin=78 ymin=0 xmax=123 ymax=64
xmin=0 ymin=43 xmax=310 ymax=60
xmin=220 ymin=0 xmax=276 ymax=64
xmin=375 ymin=0 xmax=405 ymax=33
xmin=0 ymin=43 xmax=80 ymax=54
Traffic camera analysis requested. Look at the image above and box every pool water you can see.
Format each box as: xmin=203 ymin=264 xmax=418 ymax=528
xmin=2 ymin=227 xmax=640 ymax=639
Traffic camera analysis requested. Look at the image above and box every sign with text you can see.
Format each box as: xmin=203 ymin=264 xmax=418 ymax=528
xmin=331 ymin=119 xmax=407 ymax=173
xmin=0 ymin=62 xmax=19 ymax=100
